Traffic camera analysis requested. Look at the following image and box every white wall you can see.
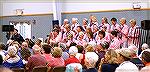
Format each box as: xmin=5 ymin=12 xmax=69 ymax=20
xmin=0 ymin=0 xmax=149 ymax=16
xmin=1 ymin=3 xmax=53 ymax=16
xmin=62 ymin=2 xmax=148 ymax=12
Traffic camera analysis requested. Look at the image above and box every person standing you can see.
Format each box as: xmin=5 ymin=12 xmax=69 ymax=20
xmin=120 ymin=18 xmax=129 ymax=48
xmin=128 ymin=19 xmax=140 ymax=48
xmin=11 ymin=29 xmax=24 ymax=44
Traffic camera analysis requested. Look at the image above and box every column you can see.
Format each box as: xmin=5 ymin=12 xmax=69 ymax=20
xmin=53 ymin=0 xmax=62 ymax=25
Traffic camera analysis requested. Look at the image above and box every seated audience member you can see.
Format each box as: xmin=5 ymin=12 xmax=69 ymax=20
xmin=115 ymin=48 xmax=139 ymax=72
xmin=25 ymin=38 xmax=34 ymax=48
xmin=20 ymin=42 xmax=31 ymax=63
xmin=76 ymin=45 xmax=85 ymax=65
xmin=95 ymin=41 xmax=109 ymax=68
xmin=3 ymin=46 xmax=24 ymax=69
xmin=141 ymin=43 xmax=149 ymax=51
xmin=109 ymin=31 xmax=121 ymax=50
xmin=26 ymin=45 xmax=47 ymax=72
xmin=0 ymin=55 xmax=3 ymax=66
xmin=47 ymin=47 xmax=65 ymax=67
xmin=0 ymin=43 xmax=6 ymax=60
xmin=83 ymin=52 xmax=99 ymax=72
xmin=66 ymin=63 xmax=83 ymax=72
xmin=139 ymin=43 xmax=150 ymax=60
xmin=42 ymin=43 xmax=53 ymax=62
xmin=65 ymin=46 xmax=80 ymax=66
xmin=140 ymin=50 xmax=150 ymax=72
xmin=98 ymin=49 xmax=119 ymax=72
xmin=128 ymin=45 xmax=144 ymax=70
xmin=59 ymin=43 xmax=69 ymax=60
xmin=35 ymin=39 xmax=42 ymax=47
xmin=0 ymin=67 xmax=13 ymax=72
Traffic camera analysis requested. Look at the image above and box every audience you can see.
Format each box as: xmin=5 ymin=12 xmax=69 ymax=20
xmin=47 ymin=47 xmax=65 ymax=67
xmin=1 ymin=16 xmax=149 ymax=72
xmin=115 ymin=48 xmax=139 ymax=72
xmin=3 ymin=46 xmax=24 ymax=69
xmin=26 ymin=45 xmax=47 ymax=72
xmin=65 ymin=46 xmax=80 ymax=66
xmin=99 ymin=49 xmax=119 ymax=72
xmin=83 ymin=52 xmax=99 ymax=72
xmin=140 ymin=50 xmax=150 ymax=72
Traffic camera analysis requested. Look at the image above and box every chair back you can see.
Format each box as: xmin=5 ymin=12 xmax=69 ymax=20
xmin=51 ymin=66 xmax=66 ymax=72
xmin=32 ymin=66 xmax=48 ymax=72
xmin=11 ymin=68 xmax=25 ymax=72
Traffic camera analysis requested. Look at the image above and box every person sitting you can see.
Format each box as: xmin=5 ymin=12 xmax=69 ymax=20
xmin=20 ymin=42 xmax=31 ymax=64
xmin=95 ymin=41 xmax=109 ymax=69
xmin=128 ymin=45 xmax=144 ymax=70
xmin=26 ymin=45 xmax=47 ymax=72
xmin=140 ymin=50 xmax=150 ymax=72
xmin=42 ymin=43 xmax=53 ymax=62
xmin=3 ymin=46 xmax=24 ymax=69
xmin=83 ymin=52 xmax=99 ymax=72
xmin=65 ymin=46 xmax=80 ymax=66
xmin=0 ymin=43 xmax=6 ymax=60
xmin=47 ymin=47 xmax=65 ymax=67
xmin=115 ymin=48 xmax=139 ymax=72
xmin=99 ymin=49 xmax=119 ymax=72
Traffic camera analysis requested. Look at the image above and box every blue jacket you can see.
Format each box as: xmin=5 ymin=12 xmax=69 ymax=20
xmin=3 ymin=59 xmax=24 ymax=69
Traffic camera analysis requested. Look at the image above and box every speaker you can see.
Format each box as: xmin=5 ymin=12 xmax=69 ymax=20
xmin=141 ymin=20 xmax=150 ymax=30
xmin=2 ymin=25 xmax=14 ymax=32
xmin=52 ymin=20 xmax=59 ymax=28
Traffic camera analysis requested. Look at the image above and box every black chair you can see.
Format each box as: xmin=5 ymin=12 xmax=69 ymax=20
xmin=11 ymin=68 xmax=25 ymax=72
xmin=32 ymin=66 xmax=48 ymax=72
xmin=51 ymin=66 xmax=66 ymax=72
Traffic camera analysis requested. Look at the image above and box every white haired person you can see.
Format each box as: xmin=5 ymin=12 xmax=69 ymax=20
xmin=3 ymin=46 xmax=24 ymax=69
xmin=71 ymin=18 xmax=80 ymax=31
xmin=128 ymin=19 xmax=140 ymax=48
xmin=26 ymin=45 xmax=47 ymax=72
xmin=115 ymin=48 xmax=139 ymax=72
xmin=128 ymin=44 xmax=144 ymax=70
xmin=140 ymin=50 xmax=150 ymax=72
xmin=83 ymin=52 xmax=99 ymax=72
xmin=65 ymin=46 xmax=80 ymax=66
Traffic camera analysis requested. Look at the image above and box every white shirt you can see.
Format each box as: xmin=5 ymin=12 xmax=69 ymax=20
xmin=115 ymin=61 xmax=139 ymax=72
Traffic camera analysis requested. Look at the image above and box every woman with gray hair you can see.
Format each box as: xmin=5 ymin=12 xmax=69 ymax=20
xmin=83 ymin=52 xmax=99 ymax=72
xmin=3 ymin=46 xmax=24 ymax=69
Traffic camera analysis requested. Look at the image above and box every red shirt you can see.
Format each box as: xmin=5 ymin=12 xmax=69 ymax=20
xmin=65 ymin=56 xmax=80 ymax=66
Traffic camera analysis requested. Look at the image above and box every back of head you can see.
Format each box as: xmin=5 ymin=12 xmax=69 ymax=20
xmin=42 ymin=43 xmax=51 ymax=54
xmin=0 ymin=42 xmax=5 ymax=50
xmin=7 ymin=46 xmax=17 ymax=57
xmin=142 ymin=43 xmax=149 ymax=50
xmin=85 ymin=52 xmax=98 ymax=66
xmin=69 ymin=46 xmax=78 ymax=56
xmin=141 ymin=50 xmax=150 ymax=63
xmin=52 ymin=47 xmax=62 ymax=58
xmin=32 ymin=45 xmax=41 ymax=54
